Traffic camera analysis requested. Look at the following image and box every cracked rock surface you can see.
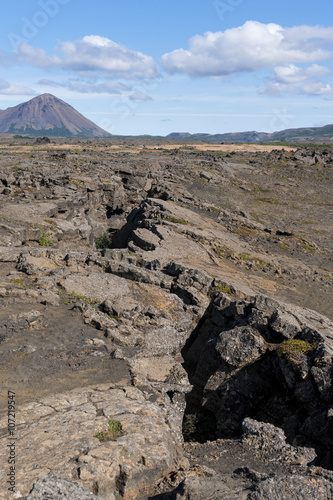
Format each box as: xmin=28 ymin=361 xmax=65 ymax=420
xmin=0 ymin=138 xmax=333 ymax=498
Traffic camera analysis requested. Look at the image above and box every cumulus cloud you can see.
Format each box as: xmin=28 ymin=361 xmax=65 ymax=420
xmin=15 ymin=35 xmax=157 ymax=79
xmin=161 ymin=21 xmax=333 ymax=77
xmin=261 ymin=64 xmax=333 ymax=95
xmin=38 ymin=79 xmax=131 ymax=94
xmin=0 ymin=78 xmax=35 ymax=95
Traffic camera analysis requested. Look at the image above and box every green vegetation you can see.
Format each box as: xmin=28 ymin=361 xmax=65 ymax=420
xmin=238 ymin=252 xmax=252 ymax=261
xmin=213 ymin=283 xmax=233 ymax=295
xmin=214 ymin=246 xmax=234 ymax=258
xmin=39 ymin=231 xmax=56 ymax=247
xmin=279 ymin=242 xmax=291 ymax=250
xmin=249 ymin=211 xmax=261 ymax=222
xmin=9 ymin=277 xmax=32 ymax=289
xmin=63 ymin=292 xmax=99 ymax=307
xmin=182 ymin=413 xmax=199 ymax=441
xmin=302 ymin=243 xmax=317 ymax=253
xmin=69 ymin=179 xmax=84 ymax=187
xmin=251 ymin=186 xmax=271 ymax=194
xmin=278 ymin=339 xmax=316 ymax=364
xmin=161 ymin=216 xmax=189 ymax=225
xmin=95 ymin=232 xmax=113 ymax=249
xmin=94 ymin=419 xmax=124 ymax=442
xmin=256 ymin=196 xmax=280 ymax=204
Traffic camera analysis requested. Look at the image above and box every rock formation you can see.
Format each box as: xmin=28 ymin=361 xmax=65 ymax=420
xmin=0 ymin=138 xmax=332 ymax=498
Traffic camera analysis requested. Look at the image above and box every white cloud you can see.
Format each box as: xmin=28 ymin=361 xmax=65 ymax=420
xmin=15 ymin=35 xmax=157 ymax=79
xmin=273 ymin=64 xmax=330 ymax=84
xmin=129 ymin=91 xmax=152 ymax=101
xmin=17 ymin=43 xmax=61 ymax=68
xmin=161 ymin=21 xmax=333 ymax=77
xmin=302 ymin=82 xmax=333 ymax=95
xmin=0 ymin=78 xmax=35 ymax=95
xmin=261 ymin=64 xmax=333 ymax=95
xmin=38 ymin=79 xmax=131 ymax=94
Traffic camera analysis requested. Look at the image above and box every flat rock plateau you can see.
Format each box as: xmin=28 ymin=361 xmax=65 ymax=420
xmin=0 ymin=137 xmax=333 ymax=499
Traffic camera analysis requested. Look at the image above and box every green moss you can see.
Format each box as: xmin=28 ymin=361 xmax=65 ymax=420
xmin=94 ymin=419 xmax=124 ymax=442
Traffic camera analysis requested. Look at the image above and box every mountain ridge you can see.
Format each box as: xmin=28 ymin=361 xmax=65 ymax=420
xmin=109 ymin=125 xmax=333 ymax=144
xmin=162 ymin=125 xmax=333 ymax=143
xmin=1 ymin=94 xmax=333 ymax=142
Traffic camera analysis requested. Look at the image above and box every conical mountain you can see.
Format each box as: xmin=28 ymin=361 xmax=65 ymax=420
xmin=0 ymin=93 xmax=111 ymax=138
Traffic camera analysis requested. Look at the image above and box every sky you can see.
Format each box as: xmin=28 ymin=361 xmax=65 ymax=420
xmin=1 ymin=0 xmax=333 ymax=136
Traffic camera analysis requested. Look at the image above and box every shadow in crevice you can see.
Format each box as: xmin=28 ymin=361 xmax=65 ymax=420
xmin=179 ymin=295 xmax=333 ymax=469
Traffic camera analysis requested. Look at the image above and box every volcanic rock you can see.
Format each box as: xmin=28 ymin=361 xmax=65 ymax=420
xmin=0 ymin=139 xmax=332 ymax=498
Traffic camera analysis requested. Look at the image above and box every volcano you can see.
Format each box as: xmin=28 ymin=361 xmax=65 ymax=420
xmin=0 ymin=93 xmax=111 ymax=138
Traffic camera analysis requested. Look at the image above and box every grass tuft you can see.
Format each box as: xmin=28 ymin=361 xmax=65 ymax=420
xmin=94 ymin=419 xmax=124 ymax=442
xmin=278 ymin=339 xmax=316 ymax=364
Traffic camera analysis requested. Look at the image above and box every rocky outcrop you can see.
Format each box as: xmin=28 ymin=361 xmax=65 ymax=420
xmin=182 ymin=290 xmax=333 ymax=468
xmin=0 ymin=384 xmax=187 ymax=500
xmin=0 ymin=139 xmax=332 ymax=498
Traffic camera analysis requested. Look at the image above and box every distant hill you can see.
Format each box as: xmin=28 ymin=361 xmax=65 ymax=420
xmin=164 ymin=126 xmax=333 ymax=144
xmin=1 ymin=94 xmax=332 ymax=143
xmin=166 ymin=132 xmax=192 ymax=139
xmin=0 ymin=94 xmax=111 ymax=138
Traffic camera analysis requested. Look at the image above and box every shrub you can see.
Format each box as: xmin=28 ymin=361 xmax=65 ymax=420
xmin=39 ymin=231 xmax=56 ymax=247
xmin=95 ymin=232 xmax=113 ymax=249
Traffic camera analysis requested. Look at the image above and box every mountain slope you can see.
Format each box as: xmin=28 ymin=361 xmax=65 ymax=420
xmin=0 ymin=94 xmax=111 ymax=138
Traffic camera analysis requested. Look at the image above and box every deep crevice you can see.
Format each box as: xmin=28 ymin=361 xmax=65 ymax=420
xmin=180 ymin=295 xmax=333 ymax=469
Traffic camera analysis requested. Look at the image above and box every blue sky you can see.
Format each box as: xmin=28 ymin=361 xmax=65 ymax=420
xmin=1 ymin=0 xmax=333 ymax=136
